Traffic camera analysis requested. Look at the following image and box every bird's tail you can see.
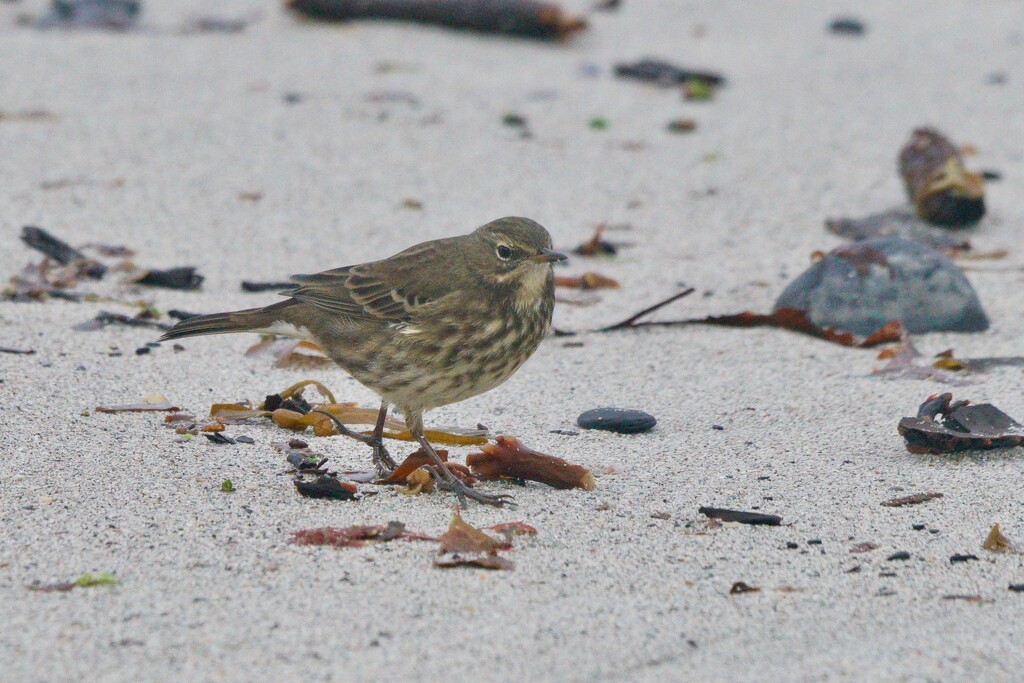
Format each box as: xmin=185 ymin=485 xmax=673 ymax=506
xmin=159 ymin=302 xmax=292 ymax=342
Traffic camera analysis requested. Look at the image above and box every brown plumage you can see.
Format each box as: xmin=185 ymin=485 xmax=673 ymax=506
xmin=161 ymin=216 xmax=564 ymax=506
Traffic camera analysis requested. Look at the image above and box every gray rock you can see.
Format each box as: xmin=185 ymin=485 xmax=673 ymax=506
xmin=774 ymin=238 xmax=989 ymax=335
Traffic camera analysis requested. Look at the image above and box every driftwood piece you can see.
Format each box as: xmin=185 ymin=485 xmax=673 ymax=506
xmin=287 ymin=0 xmax=587 ymax=41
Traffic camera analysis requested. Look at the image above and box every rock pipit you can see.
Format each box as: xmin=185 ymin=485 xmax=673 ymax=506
xmin=161 ymin=217 xmax=565 ymax=507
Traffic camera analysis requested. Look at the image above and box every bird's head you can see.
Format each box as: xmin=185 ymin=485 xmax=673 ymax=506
xmin=469 ymin=217 xmax=566 ymax=291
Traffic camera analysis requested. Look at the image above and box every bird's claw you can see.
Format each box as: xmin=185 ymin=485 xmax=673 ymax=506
xmin=438 ymin=477 xmax=516 ymax=509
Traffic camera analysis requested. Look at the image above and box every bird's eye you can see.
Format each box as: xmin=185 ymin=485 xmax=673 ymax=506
xmin=496 ymin=244 xmax=512 ymax=260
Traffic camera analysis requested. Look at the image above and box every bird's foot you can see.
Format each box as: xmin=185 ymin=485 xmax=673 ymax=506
xmin=427 ymin=467 xmax=515 ymax=508
xmin=370 ymin=438 xmax=397 ymax=478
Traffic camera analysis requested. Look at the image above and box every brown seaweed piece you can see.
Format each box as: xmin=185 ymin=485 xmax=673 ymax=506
xmin=981 ymin=524 xmax=1019 ymax=553
xmin=379 ymin=447 xmax=477 ymax=486
xmin=290 ymin=522 xmax=436 ymax=548
xmin=899 ymin=128 xmax=985 ymax=227
xmin=287 ymin=0 xmax=587 ymax=41
xmin=554 ymin=272 xmax=620 ymax=290
xmin=434 ymin=509 xmax=515 ymax=570
xmin=881 ymin=492 xmax=943 ymax=507
xmin=692 ymin=310 xmax=903 ymax=348
xmin=898 ymin=393 xmax=1024 ymax=454
xmin=466 ymin=436 xmax=595 ymax=490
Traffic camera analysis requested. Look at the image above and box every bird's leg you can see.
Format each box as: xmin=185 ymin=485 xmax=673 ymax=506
xmin=413 ymin=431 xmax=515 ymax=508
xmin=369 ymin=402 xmax=397 ymax=472
xmin=311 ymin=408 xmax=394 ymax=478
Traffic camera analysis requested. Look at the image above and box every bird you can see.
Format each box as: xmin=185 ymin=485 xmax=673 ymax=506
xmin=160 ymin=216 xmax=566 ymax=507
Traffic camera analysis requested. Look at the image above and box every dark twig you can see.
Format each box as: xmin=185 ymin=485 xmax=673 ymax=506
xmin=596 ymin=288 xmax=695 ymax=331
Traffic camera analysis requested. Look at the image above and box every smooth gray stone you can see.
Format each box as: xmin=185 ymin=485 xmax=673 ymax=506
xmin=774 ymin=237 xmax=989 ymax=335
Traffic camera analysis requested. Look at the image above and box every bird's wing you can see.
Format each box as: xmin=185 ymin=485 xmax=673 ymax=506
xmin=283 ymin=238 xmax=461 ymax=323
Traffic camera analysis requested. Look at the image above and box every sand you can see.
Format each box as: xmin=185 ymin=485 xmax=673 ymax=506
xmin=2 ymin=1 xmax=1024 ymax=681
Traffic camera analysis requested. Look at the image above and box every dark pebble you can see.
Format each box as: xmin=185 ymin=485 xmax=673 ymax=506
xmin=828 ymin=17 xmax=865 ymax=36
xmin=912 ymin=524 xmax=926 ymax=531
xmin=135 ymin=347 xmax=150 ymax=355
xmin=235 ymin=435 xmax=255 ymax=444
xmin=807 ymin=539 xmax=822 ymax=545
xmin=1009 ymin=584 xmax=1024 ymax=593
xmin=981 ymin=169 xmax=1003 ymax=181
xmin=887 ymin=551 xmax=911 ymax=561
xmin=712 ymin=424 xmax=724 ymax=431
xmin=786 ymin=542 xmax=799 ymax=549
xmin=577 ymin=408 xmax=656 ymax=434
xmin=950 ymin=554 xmax=979 ymax=564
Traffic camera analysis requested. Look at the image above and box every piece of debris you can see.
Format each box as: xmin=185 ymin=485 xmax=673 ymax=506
xmin=73 ymin=310 xmax=171 ymax=332
xmin=0 ymin=347 xmax=36 ymax=355
xmin=204 ymin=432 xmax=236 ymax=445
xmin=241 ymin=281 xmax=293 ymax=293
xmin=577 ymin=408 xmax=656 ymax=434
xmin=698 ymin=507 xmax=782 ymax=526
xmin=433 ymin=509 xmax=515 ymax=570
xmin=286 ymin=0 xmax=588 ymax=41
xmin=614 ymin=59 xmax=724 ymax=88
xmin=572 ymin=225 xmax=618 ymax=256
xmin=667 ymin=118 xmax=697 ymax=134
xmin=589 ymin=117 xmax=608 ymax=130
xmin=887 ymin=551 xmax=911 ymax=561
xmin=293 ymin=475 xmax=360 ymax=500
xmin=128 ymin=267 xmax=203 ymax=291
xmin=34 ymin=0 xmax=141 ymax=30
xmin=825 ymin=210 xmax=971 ymax=253
xmin=949 ymin=554 xmax=979 ymax=564
xmin=28 ymin=572 xmax=118 ymax=592
xmin=872 ymin=338 xmax=972 ymax=385
xmin=898 ymin=393 xmax=1024 ymax=454
xmin=291 ymin=522 xmax=436 ymax=548
xmin=1009 ymin=584 xmax=1024 ymax=593
xmin=179 ymin=13 xmax=257 ymax=34
xmin=466 ymin=436 xmax=596 ymax=490
xmin=881 ymin=492 xmax=944 ymax=507
xmin=774 ymin=238 xmax=988 ymax=335
xmin=20 ymin=226 xmax=106 ymax=278
xmin=729 ymin=581 xmax=760 ymax=595
xmin=982 ymin=524 xmax=1018 ymax=552
xmin=221 ymin=479 xmax=236 ymax=492
xmin=899 ymin=128 xmax=985 ymax=227
xmin=828 ymin=17 xmax=865 ymax=36
xmin=554 ymin=272 xmax=620 ymax=290
xmin=502 ymin=112 xmax=527 ymax=128
xmin=95 ymin=395 xmax=179 ymax=413
xmin=942 ymin=594 xmax=990 ymax=603
xmin=683 ymin=79 xmax=713 ymax=101
xmin=0 ymin=110 xmax=60 ymax=123
xmin=850 ymin=542 xmax=879 ymax=553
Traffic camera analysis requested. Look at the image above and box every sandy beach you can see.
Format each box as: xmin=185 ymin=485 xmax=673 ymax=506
xmin=2 ymin=1 xmax=1024 ymax=680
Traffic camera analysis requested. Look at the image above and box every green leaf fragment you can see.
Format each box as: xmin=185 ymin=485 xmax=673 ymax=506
xmin=75 ymin=572 xmax=118 ymax=588
xmin=221 ymin=479 xmax=236 ymax=493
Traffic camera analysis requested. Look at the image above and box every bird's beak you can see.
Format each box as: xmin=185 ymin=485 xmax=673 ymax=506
xmin=532 ymin=248 xmax=567 ymax=263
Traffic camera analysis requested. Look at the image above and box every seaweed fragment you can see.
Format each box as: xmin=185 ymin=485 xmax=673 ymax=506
xmin=290 ymin=522 xmax=436 ymax=548
xmin=466 ymin=436 xmax=595 ymax=490
xmin=982 ymin=524 xmax=1019 ymax=553
xmin=898 ymin=393 xmax=1024 ymax=454
xmin=434 ymin=509 xmax=515 ymax=570
xmin=21 ymin=226 xmax=106 ymax=278
xmin=293 ymin=475 xmax=360 ymax=500
xmin=881 ymin=492 xmax=943 ymax=507
xmin=286 ymin=0 xmax=587 ymax=41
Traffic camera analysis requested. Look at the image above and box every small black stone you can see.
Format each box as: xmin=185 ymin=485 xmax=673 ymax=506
xmin=887 ymin=551 xmax=911 ymax=561
xmin=712 ymin=424 xmax=724 ymax=431
xmin=577 ymin=408 xmax=656 ymax=434
xmin=786 ymin=542 xmax=799 ymax=549
xmin=950 ymin=554 xmax=979 ymax=564
xmin=134 ymin=347 xmax=150 ymax=355
xmin=807 ymin=539 xmax=822 ymax=545
xmin=828 ymin=17 xmax=865 ymax=36
xmin=1009 ymin=584 xmax=1024 ymax=593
